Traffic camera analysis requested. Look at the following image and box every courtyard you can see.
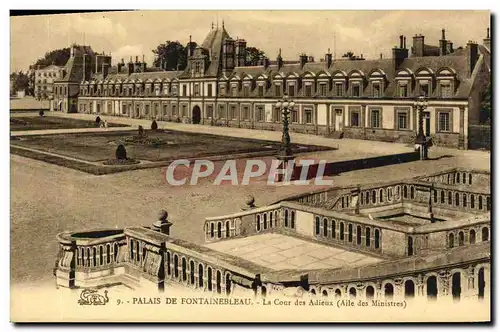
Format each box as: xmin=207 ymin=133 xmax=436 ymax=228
xmin=9 ymin=113 xmax=491 ymax=288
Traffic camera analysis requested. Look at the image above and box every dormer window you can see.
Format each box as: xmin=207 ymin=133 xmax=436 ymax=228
xmin=171 ymin=85 xmax=178 ymax=96
xmin=440 ymin=82 xmax=452 ymax=98
xmin=243 ymin=85 xmax=250 ymax=97
xmin=352 ymin=84 xmax=361 ymax=97
xmin=275 ymin=83 xmax=282 ymax=97
xmin=319 ymin=83 xmax=327 ymax=97
xmin=305 ymin=85 xmax=312 ymax=97
xmin=420 ymin=81 xmax=430 ymax=97
xmin=258 ymin=85 xmax=264 ymax=97
xmin=372 ymin=82 xmax=381 ymax=97
xmin=219 ymin=85 xmax=225 ymax=96
xmin=335 ymin=83 xmax=343 ymax=97
xmin=288 ymin=84 xmax=295 ymax=97
xmin=398 ymin=83 xmax=409 ymax=97
xmin=231 ymin=85 xmax=238 ymax=97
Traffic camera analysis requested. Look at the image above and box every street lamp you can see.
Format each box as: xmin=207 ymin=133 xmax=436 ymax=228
xmin=275 ymin=94 xmax=295 ymax=182
xmin=413 ymin=93 xmax=429 ymax=160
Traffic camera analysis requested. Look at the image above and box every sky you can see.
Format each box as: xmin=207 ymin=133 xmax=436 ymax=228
xmin=10 ymin=10 xmax=490 ymax=73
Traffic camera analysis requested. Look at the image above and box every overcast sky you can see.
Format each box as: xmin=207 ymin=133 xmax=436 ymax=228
xmin=10 ymin=10 xmax=490 ymax=72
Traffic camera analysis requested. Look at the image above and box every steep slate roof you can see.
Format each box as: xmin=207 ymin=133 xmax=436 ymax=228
xmin=59 ymin=55 xmax=85 ymax=82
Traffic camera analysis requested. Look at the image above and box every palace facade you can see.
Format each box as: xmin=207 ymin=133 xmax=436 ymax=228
xmin=53 ymin=25 xmax=491 ymax=149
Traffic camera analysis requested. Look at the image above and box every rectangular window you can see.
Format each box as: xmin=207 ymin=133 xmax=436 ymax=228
xmin=258 ymin=85 xmax=264 ymax=97
xmin=319 ymin=83 xmax=327 ymax=96
xmin=304 ymin=109 xmax=313 ymax=124
xmin=218 ymin=105 xmax=226 ymax=119
xmin=305 ymin=85 xmax=312 ymax=97
xmin=181 ymin=105 xmax=186 ymax=117
xmin=172 ymin=85 xmax=178 ymax=96
xmin=232 ymin=85 xmax=238 ymax=97
xmin=399 ymin=84 xmax=408 ymax=97
xmin=370 ymin=109 xmax=381 ymax=128
xmin=242 ymin=106 xmax=250 ymax=120
xmin=397 ymin=112 xmax=408 ymax=130
xmin=273 ymin=108 xmax=281 ymax=122
xmin=145 ymin=105 xmax=150 ymax=116
xmin=219 ymin=85 xmax=225 ymax=96
xmin=230 ymin=105 xmax=237 ymax=120
xmin=194 ymin=84 xmax=200 ymax=96
xmin=275 ymin=84 xmax=281 ymax=97
xmin=256 ymin=106 xmax=264 ymax=122
xmin=207 ymin=84 xmax=212 ymax=97
xmin=291 ymin=110 xmax=298 ymax=123
xmin=352 ymin=84 xmax=361 ymax=97
xmin=172 ymin=105 xmax=177 ymax=116
xmin=373 ymin=83 xmax=381 ymax=97
xmin=207 ymin=105 xmax=213 ymax=118
xmin=438 ymin=112 xmax=451 ymax=132
xmin=182 ymin=85 xmax=187 ymax=96
xmin=163 ymin=105 xmax=168 ymax=117
xmin=440 ymin=83 xmax=452 ymax=98
xmin=288 ymin=85 xmax=295 ymax=97
xmin=350 ymin=111 xmax=360 ymax=127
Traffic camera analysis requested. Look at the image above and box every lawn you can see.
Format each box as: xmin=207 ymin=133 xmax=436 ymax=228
xmin=10 ymin=116 xmax=128 ymax=131
xmin=11 ymin=129 xmax=331 ymax=163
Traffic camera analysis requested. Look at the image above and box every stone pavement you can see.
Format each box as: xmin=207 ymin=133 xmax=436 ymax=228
xmin=205 ymin=233 xmax=382 ymax=271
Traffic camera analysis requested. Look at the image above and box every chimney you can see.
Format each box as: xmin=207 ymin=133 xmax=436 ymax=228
xmin=399 ymin=35 xmax=404 ymax=48
xmin=412 ymin=34 xmax=425 ymax=57
xmin=467 ymin=40 xmax=479 ymax=77
xmin=300 ymin=53 xmax=308 ymax=68
xmin=404 ymin=36 xmax=407 ymax=49
xmin=277 ymin=48 xmax=283 ymax=70
xmin=135 ymin=56 xmax=139 ymax=63
xmin=142 ymin=54 xmax=145 ymax=63
xmin=325 ymin=48 xmax=332 ymax=68
xmin=188 ymin=35 xmax=192 ymax=57
xmin=446 ymin=41 xmax=454 ymax=54
xmin=439 ymin=29 xmax=447 ymax=56
xmin=483 ymin=27 xmax=491 ymax=50
xmin=392 ymin=45 xmax=409 ymax=70
xmin=117 ymin=59 xmax=123 ymax=73
xmin=102 ymin=62 xmax=109 ymax=78
xmin=128 ymin=57 xmax=134 ymax=75
xmin=82 ymin=54 xmax=86 ymax=82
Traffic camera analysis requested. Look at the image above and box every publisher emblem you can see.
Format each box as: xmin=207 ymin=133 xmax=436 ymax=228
xmin=78 ymin=289 xmax=109 ymax=306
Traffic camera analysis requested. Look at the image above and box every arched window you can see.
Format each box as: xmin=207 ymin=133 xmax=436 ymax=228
xmin=331 ymin=219 xmax=336 ymax=239
xmin=210 ymin=223 xmax=215 ymax=238
xmin=452 ymin=272 xmax=461 ymax=301
xmin=334 ymin=289 xmax=342 ymax=299
xmin=322 ymin=290 xmax=328 ymax=297
xmin=455 ymin=193 xmax=460 ymax=206
xmin=310 ymin=289 xmax=316 ymax=296
xmin=99 ymin=246 xmax=103 ymax=266
xmin=487 ymin=196 xmax=491 ymax=211
xmin=315 ymin=217 xmax=320 ymax=235
xmin=198 ymin=264 xmax=204 ymax=288
xmin=207 ymin=267 xmax=213 ymax=291
xmin=463 ymin=193 xmax=467 ymax=207
xmin=284 ymin=209 xmax=289 ymax=227
xmin=349 ymin=287 xmax=356 ymax=298
xmin=114 ymin=243 xmax=118 ymax=262
xmin=216 ymin=270 xmax=222 ymax=294
xmin=256 ymin=215 xmax=261 ymax=231
xmin=470 ymin=229 xmax=476 ymax=244
xmin=269 ymin=213 xmax=273 ymax=228
xmin=458 ymin=232 xmax=465 ymax=246
xmin=410 ymin=186 xmax=415 ymax=199
xmin=426 ymin=276 xmax=438 ymax=299
xmin=482 ymin=227 xmax=489 ymax=241
xmin=462 ymin=173 xmax=466 ymax=184
xmin=448 ymin=191 xmax=452 ymax=205
xmin=366 ymin=286 xmax=375 ymax=299
xmin=469 ymin=173 xmax=473 ymax=185
xmin=217 ymin=222 xmax=222 ymax=238
xmin=106 ymin=244 xmax=111 ymax=264
xmin=323 ymin=218 xmax=328 ymax=237
xmin=434 ymin=190 xmax=437 ymax=203
xmin=372 ymin=190 xmax=376 ymax=204
xmin=190 ymin=260 xmax=195 ymax=284
xmin=478 ymin=268 xmax=485 ymax=299
xmin=174 ymin=254 xmax=179 ymax=279
xmin=379 ymin=189 xmax=384 ymax=203
xmin=384 ymin=283 xmax=394 ymax=299
xmin=181 ymin=257 xmax=187 ymax=282
xmin=388 ymin=187 xmax=393 ymax=201
xmin=356 ymin=225 xmax=362 ymax=245
xmin=339 ymin=222 xmax=345 ymax=241
xmin=471 ymin=195 xmax=475 ymax=209
xmin=403 ymin=186 xmax=408 ymax=198
xmin=263 ymin=214 xmax=268 ymax=229
xmin=455 ymin=173 xmax=460 ymax=183
xmin=440 ymin=190 xmax=445 ymax=204
xmin=291 ymin=211 xmax=295 ymax=229
xmin=408 ymin=236 xmax=414 ymax=256
xmin=448 ymin=233 xmax=454 ymax=248
xmin=92 ymin=247 xmax=97 ymax=267
xmin=479 ymin=196 xmax=483 ymax=210
xmin=348 ymin=224 xmax=353 ymax=242
xmin=225 ymin=273 xmax=232 ymax=295
xmin=404 ymin=280 xmax=415 ymax=298
xmin=225 ymin=220 xmax=230 ymax=238
xmin=166 ymin=251 xmax=171 ymax=276
xmin=374 ymin=229 xmax=380 ymax=249
xmin=365 ymin=228 xmax=371 ymax=247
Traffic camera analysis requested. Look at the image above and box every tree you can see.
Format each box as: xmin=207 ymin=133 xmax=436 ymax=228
xmin=246 ymin=46 xmax=265 ymax=66
xmin=151 ymin=120 xmax=158 ymax=131
xmin=480 ymin=82 xmax=491 ymax=124
xmin=33 ymin=48 xmax=71 ymax=68
xmin=10 ymin=71 xmax=30 ymax=94
xmin=152 ymin=41 xmax=197 ymax=71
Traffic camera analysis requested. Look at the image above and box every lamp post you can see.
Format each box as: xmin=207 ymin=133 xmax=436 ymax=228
xmin=275 ymin=94 xmax=295 ymax=182
xmin=413 ymin=93 xmax=429 ymax=160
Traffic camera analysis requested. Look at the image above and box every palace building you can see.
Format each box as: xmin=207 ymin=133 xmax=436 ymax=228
xmin=53 ymin=25 xmax=491 ymax=149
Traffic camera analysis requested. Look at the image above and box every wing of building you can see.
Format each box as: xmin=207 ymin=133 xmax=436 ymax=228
xmin=52 ymin=26 xmax=491 ymax=149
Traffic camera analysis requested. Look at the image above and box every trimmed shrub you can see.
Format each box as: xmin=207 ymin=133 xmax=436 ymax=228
xmin=39 ymin=110 xmax=44 ymax=116
xmin=115 ymin=144 xmax=127 ymax=160
xmin=95 ymin=116 xmax=101 ymax=125
xmin=151 ymin=120 xmax=158 ymax=131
